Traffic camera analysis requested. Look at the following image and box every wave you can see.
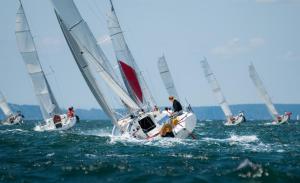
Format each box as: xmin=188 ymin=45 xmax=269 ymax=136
xmin=202 ymin=134 xmax=259 ymax=143
xmin=0 ymin=128 xmax=29 ymax=134
xmin=234 ymin=159 xmax=269 ymax=178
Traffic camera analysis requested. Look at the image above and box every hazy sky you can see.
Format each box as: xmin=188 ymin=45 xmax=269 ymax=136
xmin=0 ymin=0 xmax=299 ymax=109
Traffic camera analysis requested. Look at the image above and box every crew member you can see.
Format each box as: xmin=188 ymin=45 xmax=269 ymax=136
xmin=169 ymin=96 xmax=182 ymax=113
xmin=67 ymin=107 xmax=75 ymax=118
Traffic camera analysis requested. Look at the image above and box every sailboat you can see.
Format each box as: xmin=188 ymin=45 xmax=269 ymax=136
xmin=249 ymin=63 xmax=291 ymax=124
xmin=52 ymin=0 xmax=196 ymax=139
xmin=15 ymin=1 xmax=77 ymax=131
xmin=200 ymin=58 xmax=246 ymax=125
xmin=106 ymin=0 xmax=196 ymax=138
xmin=0 ymin=91 xmax=24 ymax=125
xmin=157 ymin=55 xmax=180 ymax=101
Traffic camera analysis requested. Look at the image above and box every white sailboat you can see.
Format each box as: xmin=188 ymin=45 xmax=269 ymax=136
xmin=15 ymin=1 xmax=77 ymax=131
xmin=52 ymin=0 xmax=196 ymax=139
xmin=200 ymin=58 xmax=246 ymax=125
xmin=106 ymin=0 xmax=196 ymax=138
xmin=249 ymin=63 xmax=291 ymax=124
xmin=0 ymin=91 xmax=24 ymax=125
xmin=157 ymin=55 xmax=180 ymax=101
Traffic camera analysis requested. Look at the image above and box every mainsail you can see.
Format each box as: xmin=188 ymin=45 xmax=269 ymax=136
xmin=107 ymin=0 xmax=156 ymax=109
xmin=249 ymin=63 xmax=279 ymax=120
xmin=15 ymin=3 xmax=61 ymax=120
xmin=200 ymin=58 xmax=233 ymax=119
xmin=51 ymin=0 xmax=139 ymax=117
xmin=157 ymin=55 xmax=180 ymax=100
xmin=0 ymin=91 xmax=13 ymax=117
xmin=55 ymin=12 xmax=118 ymax=125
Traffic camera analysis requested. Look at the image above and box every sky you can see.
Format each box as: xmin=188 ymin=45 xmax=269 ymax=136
xmin=0 ymin=0 xmax=299 ymax=110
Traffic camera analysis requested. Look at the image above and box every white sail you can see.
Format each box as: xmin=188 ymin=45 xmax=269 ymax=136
xmin=51 ymin=0 xmax=139 ymax=111
xmin=15 ymin=3 xmax=61 ymax=120
xmin=157 ymin=55 xmax=180 ymax=100
xmin=0 ymin=92 xmax=13 ymax=117
xmin=200 ymin=58 xmax=233 ymax=118
xmin=107 ymin=1 xmax=156 ymax=109
xmin=55 ymin=12 xmax=119 ymax=125
xmin=249 ymin=63 xmax=279 ymax=120
xmin=51 ymin=0 xmax=115 ymax=79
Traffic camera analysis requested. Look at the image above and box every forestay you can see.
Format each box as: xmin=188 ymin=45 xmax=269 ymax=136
xmin=157 ymin=55 xmax=180 ymax=100
xmin=15 ymin=3 xmax=61 ymax=120
xmin=200 ymin=58 xmax=233 ymax=118
xmin=249 ymin=63 xmax=279 ymax=120
xmin=0 ymin=92 xmax=13 ymax=117
xmin=107 ymin=1 xmax=156 ymax=109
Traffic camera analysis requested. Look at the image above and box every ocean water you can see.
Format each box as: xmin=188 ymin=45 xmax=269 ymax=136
xmin=1 ymin=120 xmax=300 ymax=183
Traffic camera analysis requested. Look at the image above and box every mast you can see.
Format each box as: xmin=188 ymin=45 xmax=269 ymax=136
xmin=200 ymin=58 xmax=233 ymax=120
xmin=15 ymin=2 xmax=61 ymax=120
xmin=249 ymin=63 xmax=279 ymax=120
xmin=0 ymin=91 xmax=13 ymax=118
xmin=107 ymin=0 xmax=156 ymax=109
xmin=157 ymin=55 xmax=180 ymax=101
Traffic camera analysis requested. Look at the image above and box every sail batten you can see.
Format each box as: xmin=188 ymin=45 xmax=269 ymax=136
xmin=200 ymin=58 xmax=233 ymax=118
xmin=249 ymin=64 xmax=279 ymax=120
xmin=157 ymin=56 xmax=180 ymax=100
xmin=15 ymin=3 xmax=61 ymax=120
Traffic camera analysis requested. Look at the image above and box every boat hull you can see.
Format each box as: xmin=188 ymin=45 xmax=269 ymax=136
xmin=272 ymin=114 xmax=290 ymax=125
xmin=34 ymin=114 xmax=77 ymax=131
xmin=224 ymin=114 xmax=246 ymax=126
xmin=1 ymin=115 xmax=23 ymax=125
xmin=112 ymin=111 xmax=197 ymax=140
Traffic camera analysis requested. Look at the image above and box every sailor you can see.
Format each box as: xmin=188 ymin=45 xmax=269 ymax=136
xmin=160 ymin=123 xmax=175 ymax=138
xmin=168 ymin=96 xmax=182 ymax=114
xmin=67 ymin=107 xmax=75 ymax=118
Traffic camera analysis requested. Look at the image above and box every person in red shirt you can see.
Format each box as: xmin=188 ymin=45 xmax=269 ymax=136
xmin=67 ymin=107 xmax=75 ymax=118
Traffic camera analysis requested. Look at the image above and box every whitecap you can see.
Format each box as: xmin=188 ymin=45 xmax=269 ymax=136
xmin=228 ymin=134 xmax=258 ymax=143
xmin=0 ymin=128 xmax=28 ymax=134
xmin=236 ymin=159 xmax=268 ymax=178
xmin=46 ymin=152 xmax=55 ymax=157
xmin=85 ymin=154 xmax=97 ymax=159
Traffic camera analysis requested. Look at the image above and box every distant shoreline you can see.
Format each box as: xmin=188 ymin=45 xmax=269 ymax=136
xmin=1 ymin=103 xmax=299 ymax=121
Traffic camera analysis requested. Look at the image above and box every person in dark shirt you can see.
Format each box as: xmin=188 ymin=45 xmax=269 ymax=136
xmin=169 ymin=96 xmax=182 ymax=113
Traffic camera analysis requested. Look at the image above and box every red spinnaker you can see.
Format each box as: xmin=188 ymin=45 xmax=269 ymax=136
xmin=119 ymin=61 xmax=143 ymax=103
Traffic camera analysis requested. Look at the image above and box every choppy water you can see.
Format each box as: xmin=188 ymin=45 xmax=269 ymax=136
xmin=1 ymin=120 xmax=300 ymax=182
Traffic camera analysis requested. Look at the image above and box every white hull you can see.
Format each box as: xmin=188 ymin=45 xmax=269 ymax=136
xmin=224 ymin=114 xmax=246 ymax=126
xmin=34 ymin=114 xmax=77 ymax=131
xmin=112 ymin=111 xmax=197 ymax=140
xmin=272 ymin=114 xmax=290 ymax=125
xmin=1 ymin=115 xmax=23 ymax=125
